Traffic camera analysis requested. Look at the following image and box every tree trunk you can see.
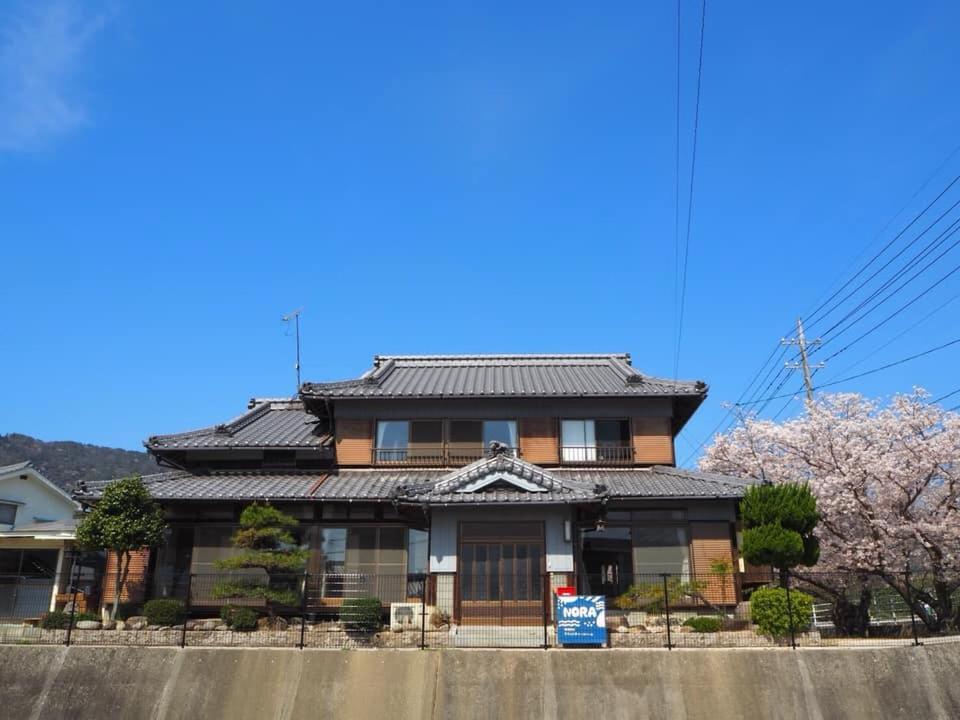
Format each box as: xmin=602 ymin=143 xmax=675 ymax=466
xmin=111 ymin=551 xmax=130 ymax=622
xmin=830 ymin=587 xmax=872 ymax=636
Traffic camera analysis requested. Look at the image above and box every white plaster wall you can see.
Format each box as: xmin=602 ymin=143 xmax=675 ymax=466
xmin=0 ymin=473 xmax=77 ymax=531
xmin=429 ymin=507 xmax=575 ymax=573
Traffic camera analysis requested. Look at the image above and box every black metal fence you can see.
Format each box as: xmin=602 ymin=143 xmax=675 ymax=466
xmin=1 ymin=568 xmax=958 ymax=650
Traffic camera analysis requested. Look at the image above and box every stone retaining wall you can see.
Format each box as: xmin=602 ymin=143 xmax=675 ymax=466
xmin=1 ymin=644 xmax=958 ymax=719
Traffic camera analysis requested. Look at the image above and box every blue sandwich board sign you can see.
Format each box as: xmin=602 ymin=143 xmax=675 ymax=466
xmin=556 ymin=595 xmax=607 ymax=646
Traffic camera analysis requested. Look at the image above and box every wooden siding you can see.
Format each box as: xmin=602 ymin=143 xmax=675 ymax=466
xmin=631 ymin=417 xmax=674 ymax=464
xmin=519 ymin=417 xmax=558 ymax=464
xmin=102 ymin=549 xmax=151 ymax=604
xmin=690 ymin=522 xmax=737 ymax=605
xmin=335 ymin=419 xmax=373 ymax=466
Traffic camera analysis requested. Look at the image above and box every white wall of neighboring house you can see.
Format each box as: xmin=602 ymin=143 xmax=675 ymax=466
xmin=0 ymin=470 xmax=77 ymax=531
xmin=0 ymin=464 xmax=80 ymax=615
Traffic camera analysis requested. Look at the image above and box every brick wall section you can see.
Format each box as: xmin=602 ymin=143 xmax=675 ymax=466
xmin=631 ymin=417 xmax=674 ymax=464
xmin=519 ymin=418 xmax=558 ymax=464
xmin=335 ymin=419 xmax=373 ymax=466
xmin=101 ymin=549 xmax=151 ymax=604
xmin=690 ymin=522 xmax=737 ymax=605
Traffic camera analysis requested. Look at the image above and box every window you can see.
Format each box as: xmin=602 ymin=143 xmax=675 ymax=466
xmin=0 ymin=502 xmax=16 ymax=526
xmin=407 ymin=529 xmax=428 ymax=576
xmin=375 ymin=420 xmax=442 ymax=462
xmin=448 ymin=420 xmax=517 ymax=460
xmin=632 ymin=526 xmax=690 ymax=577
xmin=561 ymin=419 xmax=630 ymax=462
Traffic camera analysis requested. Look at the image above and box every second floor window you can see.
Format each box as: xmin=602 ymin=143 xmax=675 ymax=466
xmin=561 ymin=419 xmax=631 ymax=463
xmin=375 ymin=420 xmax=442 ymax=462
xmin=375 ymin=419 xmax=517 ymax=463
xmin=0 ymin=502 xmax=17 ymax=526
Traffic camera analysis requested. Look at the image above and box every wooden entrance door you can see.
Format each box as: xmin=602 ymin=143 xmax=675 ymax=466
xmin=457 ymin=522 xmax=545 ymax=625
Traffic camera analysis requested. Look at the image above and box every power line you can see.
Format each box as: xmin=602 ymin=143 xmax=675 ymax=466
xmin=819 ymin=289 xmax=960 ymax=381
xmin=802 ymin=174 xmax=960 ymax=334
xmin=816 ymin=235 xmax=960 ymax=364
xmin=931 ymin=387 xmax=960 ymax=405
xmin=679 ymin=342 xmax=785 ymax=465
xmin=735 ymin=336 xmax=960 ymax=407
xmin=812 ymin=210 xmax=960 ymax=345
xmin=672 ymin=0 xmax=682 ymax=385
xmin=794 ymin=148 xmax=960 ymax=337
xmin=673 ymin=0 xmax=707 ymax=379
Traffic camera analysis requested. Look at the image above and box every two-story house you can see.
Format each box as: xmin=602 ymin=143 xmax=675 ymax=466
xmin=77 ymin=354 xmax=754 ymax=624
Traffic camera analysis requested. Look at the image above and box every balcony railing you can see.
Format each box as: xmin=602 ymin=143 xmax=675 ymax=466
xmin=560 ymin=445 xmax=634 ymax=465
xmin=373 ymin=446 xmax=520 ymax=466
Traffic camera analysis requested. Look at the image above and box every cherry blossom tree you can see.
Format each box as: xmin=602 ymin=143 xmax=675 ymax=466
xmin=700 ymin=390 xmax=960 ymax=633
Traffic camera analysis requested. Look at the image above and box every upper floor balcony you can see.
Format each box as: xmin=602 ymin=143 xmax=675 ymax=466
xmin=333 ymin=416 xmax=673 ymax=468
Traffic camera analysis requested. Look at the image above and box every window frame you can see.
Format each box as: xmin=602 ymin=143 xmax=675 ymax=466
xmin=0 ymin=501 xmax=18 ymax=526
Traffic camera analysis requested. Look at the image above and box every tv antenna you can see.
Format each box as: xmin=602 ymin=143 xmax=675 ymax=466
xmin=282 ymin=307 xmax=303 ymax=393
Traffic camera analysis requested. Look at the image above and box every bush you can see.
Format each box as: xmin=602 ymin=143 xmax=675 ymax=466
xmin=40 ymin=611 xmax=98 ymax=629
xmin=115 ymin=602 xmax=141 ymax=621
xmin=341 ymin=597 xmax=382 ymax=633
xmin=220 ymin=605 xmax=258 ymax=631
xmin=683 ymin=616 xmax=722 ymax=633
xmin=143 ymin=598 xmax=186 ymax=626
xmin=750 ymin=587 xmax=813 ymax=638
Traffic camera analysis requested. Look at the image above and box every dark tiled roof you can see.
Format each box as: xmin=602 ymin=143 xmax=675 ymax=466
xmin=75 ymin=465 xmax=751 ymax=503
xmin=146 ymin=399 xmax=331 ymax=451
xmin=74 ymin=469 xmax=445 ymax=502
xmin=553 ymin=466 xmax=755 ymax=499
xmin=301 ymin=354 xmax=706 ymax=399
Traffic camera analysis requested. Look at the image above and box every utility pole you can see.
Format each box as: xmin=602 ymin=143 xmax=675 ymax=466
xmin=282 ymin=307 xmax=303 ymax=393
xmin=781 ymin=317 xmax=824 ymax=402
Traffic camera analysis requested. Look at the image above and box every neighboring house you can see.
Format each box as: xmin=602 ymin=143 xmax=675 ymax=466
xmin=76 ymin=355 xmax=755 ymax=623
xmin=0 ymin=461 xmax=80 ymax=617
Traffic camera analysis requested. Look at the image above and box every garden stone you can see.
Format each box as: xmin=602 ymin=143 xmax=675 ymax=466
xmin=257 ymin=616 xmax=289 ymax=631
xmin=114 ymin=620 xmax=126 ymax=631
xmin=185 ymin=620 xmax=200 ymax=631
xmin=125 ymin=617 xmax=148 ymax=630
xmin=147 ymin=625 xmax=162 ymax=630
xmin=215 ymin=624 xmax=229 ymax=631
xmin=616 ymin=626 xmax=629 ymax=633
xmin=198 ymin=620 xmax=219 ymax=631
xmin=76 ymin=621 xmax=101 ymax=630
xmin=101 ymin=620 xmax=116 ymax=630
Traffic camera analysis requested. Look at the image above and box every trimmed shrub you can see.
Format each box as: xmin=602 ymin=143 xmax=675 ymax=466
xmin=220 ymin=604 xmax=258 ymax=631
xmin=143 ymin=598 xmax=186 ymax=626
xmin=341 ymin=597 xmax=382 ymax=633
xmin=750 ymin=586 xmax=813 ymax=638
xmin=41 ymin=611 xmax=98 ymax=629
xmin=683 ymin=616 xmax=722 ymax=633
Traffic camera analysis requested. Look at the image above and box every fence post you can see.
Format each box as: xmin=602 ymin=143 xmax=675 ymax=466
xmin=299 ymin=572 xmax=309 ymax=649
xmin=662 ymin=574 xmax=673 ymax=650
xmin=784 ymin=570 xmax=796 ymax=650
xmin=419 ymin=575 xmax=427 ymax=650
xmin=542 ymin=573 xmax=550 ymax=650
xmin=180 ymin=573 xmax=193 ymax=649
xmin=64 ymin=552 xmax=81 ymax=647
xmin=904 ymin=567 xmax=921 ymax=647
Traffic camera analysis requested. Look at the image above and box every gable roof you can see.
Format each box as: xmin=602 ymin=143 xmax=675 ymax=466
xmin=394 ymin=454 xmax=599 ymax=504
xmin=146 ymin=398 xmax=332 ymax=451
xmin=301 ymin=354 xmax=706 ymax=400
xmin=0 ymin=460 xmax=78 ymax=509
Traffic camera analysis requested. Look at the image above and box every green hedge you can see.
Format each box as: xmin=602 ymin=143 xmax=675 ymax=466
xmin=220 ymin=605 xmax=258 ymax=631
xmin=750 ymin=586 xmax=813 ymax=638
xmin=341 ymin=597 xmax=382 ymax=633
xmin=683 ymin=616 xmax=722 ymax=633
xmin=40 ymin=611 xmax=99 ymax=629
xmin=143 ymin=598 xmax=186 ymax=626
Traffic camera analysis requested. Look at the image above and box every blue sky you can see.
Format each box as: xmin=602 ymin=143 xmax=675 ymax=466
xmin=2 ymin=1 xmax=959 ymax=463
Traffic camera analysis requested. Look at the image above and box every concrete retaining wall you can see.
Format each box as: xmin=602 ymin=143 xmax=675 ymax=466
xmin=2 ymin=644 xmax=958 ymax=720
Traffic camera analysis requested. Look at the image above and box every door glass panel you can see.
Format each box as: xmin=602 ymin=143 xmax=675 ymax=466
xmin=488 ymin=545 xmax=500 ymax=601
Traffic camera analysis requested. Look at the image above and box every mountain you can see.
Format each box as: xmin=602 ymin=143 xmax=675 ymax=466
xmin=0 ymin=433 xmax=160 ymax=492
